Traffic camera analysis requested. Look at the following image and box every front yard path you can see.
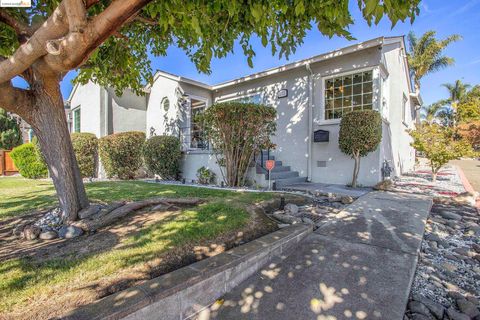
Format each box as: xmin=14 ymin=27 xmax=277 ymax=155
xmin=205 ymin=191 xmax=432 ymax=320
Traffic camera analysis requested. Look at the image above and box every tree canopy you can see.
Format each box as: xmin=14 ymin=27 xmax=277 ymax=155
xmin=1 ymin=0 xmax=421 ymax=96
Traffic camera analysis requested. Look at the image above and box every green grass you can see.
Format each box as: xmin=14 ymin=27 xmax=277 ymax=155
xmin=0 ymin=176 xmax=275 ymax=317
xmin=0 ymin=176 xmax=272 ymax=220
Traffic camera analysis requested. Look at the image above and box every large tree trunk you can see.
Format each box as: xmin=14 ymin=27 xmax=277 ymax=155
xmin=30 ymin=81 xmax=89 ymax=222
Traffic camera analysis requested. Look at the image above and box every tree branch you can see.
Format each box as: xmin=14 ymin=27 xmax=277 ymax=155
xmin=64 ymin=0 xmax=87 ymax=32
xmin=0 ymin=9 xmax=34 ymax=38
xmin=0 ymin=80 xmax=34 ymax=121
xmin=0 ymin=4 xmax=69 ymax=84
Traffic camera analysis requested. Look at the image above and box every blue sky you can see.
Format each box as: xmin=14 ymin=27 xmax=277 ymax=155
xmin=58 ymin=0 xmax=480 ymax=106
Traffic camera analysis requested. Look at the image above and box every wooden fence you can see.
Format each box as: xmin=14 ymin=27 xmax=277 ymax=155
xmin=0 ymin=150 xmax=18 ymax=176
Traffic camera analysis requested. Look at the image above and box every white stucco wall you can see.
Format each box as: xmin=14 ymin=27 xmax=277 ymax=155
xmin=70 ymin=81 xmax=102 ymax=137
xmin=380 ymin=42 xmax=416 ymax=176
xmin=107 ymin=88 xmax=147 ymax=134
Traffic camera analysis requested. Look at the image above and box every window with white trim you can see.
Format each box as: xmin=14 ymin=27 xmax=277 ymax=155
xmin=73 ymin=107 xmax=81 ymax=133
xmin=230 ymin=93 xmax=262 ymax=104
xmin=324 ymin=70 xmax=373 ymax=120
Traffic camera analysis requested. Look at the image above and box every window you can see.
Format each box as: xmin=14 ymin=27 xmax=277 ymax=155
xmin=231 ymin=93 xmax=262 ymax=104
xmin=162 ymin=97 xmax=170 ymax=111
xmin=324 ymin=70 xmax=373 ymax=120
xmin=190 ymin=99 xmax=208 ymax=149
xmin=402 ymin=93 xmax=408 ymax=125
xmin=73 ymin=108 xmax=81 ymax=133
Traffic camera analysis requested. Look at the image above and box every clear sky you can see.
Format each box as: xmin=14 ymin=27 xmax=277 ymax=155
xmin=58 ymin=0 xmax=480 ymax=106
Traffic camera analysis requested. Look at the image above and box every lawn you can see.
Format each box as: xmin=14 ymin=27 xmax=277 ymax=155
xmin=0 ymin=176 xmax=279 ymax=319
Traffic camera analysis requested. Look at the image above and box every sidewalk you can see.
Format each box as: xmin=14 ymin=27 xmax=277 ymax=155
xmin=203 ymin=191 xmax=432 ymax=320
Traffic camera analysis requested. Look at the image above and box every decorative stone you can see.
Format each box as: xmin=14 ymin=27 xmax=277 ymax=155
xmin=438 ymin=211 xmax=462 ymax=221
xmin=446 ymin=307 xmax=470 ymax=320
xmin=408 ymin=301 xmax=432 ymax=317
xmin=39 ymin=230 xmax=58 ymax=240
xmin=58 ymin=225 xmax=84 ymax=239
xmin=302 ymin=217 xmax=314 ymax=225
xmin=12 ymin=223 xmax=27 ymax=238
xmin=284 ymin=203 xmax=299 ymax=216
xmin=78 ymin=204 xmax=102 ymax=220
xmin=341 ymin=196 xmax=354 ymax=204
xmin=413 ymin=295 xmax=445 ymax=319
xmin=457 ymin=299 xmax=480 ymax=318
xmin=453 ymin=192 xmax=477 ymax=206
xmin=271 ymin=213 xmax=301 ymax=224
xmin=22 ymin=225 xmax=41 ymax=240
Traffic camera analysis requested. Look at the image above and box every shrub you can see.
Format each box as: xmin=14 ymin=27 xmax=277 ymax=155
xmin=10 ymin=143 xmax=48 ymax=179
xmin=409 ymin=124 xmax=475 ymax=181
xmin=457 ymin=120 xmax=480 ymax=151
xmin=98 ymin=131 xmax=145 ymax=179
xmin=71 ymin=133 xmax=98 ymax=178
xmin=198 ymin=102 xmax=276 ymax=186
xmin=0 ymin=108 xmax=22 ymax=150
xmin=196 ymin=166 xmax=216 ymax=185
xmin=143 ymin=135 xmax=181 ymax=179
xmin=339 ymin=110 xmax=382 ymax=188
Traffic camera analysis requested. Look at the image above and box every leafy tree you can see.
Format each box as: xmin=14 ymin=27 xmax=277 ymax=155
xmin=0 ymin=108 xmax=22 ymax=150
xmin=440 ymin=79 xmax=471 ymax=126
xmin=338 ymin=110 xmax=382 ymax=188
xmin=409 ymin=124 xmax=474 ymax=182
xmin=0 ymin=0 xmax=422 ymax=220
xmin=457 ymin=85 xmax=480 ymax=123
xmin=199 ymin=102 xmax=276 ymax=187
xmin=407 ymin=31 xmax=461 ymax=95
xmin=458 ymin=121 xmax=480 ymax=151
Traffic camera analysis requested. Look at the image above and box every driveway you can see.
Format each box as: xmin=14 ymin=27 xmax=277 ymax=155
xmin=205 ymin=191 xmax=432 ymax=320
xmin=451 ymin=159 xmax=480 ymax=192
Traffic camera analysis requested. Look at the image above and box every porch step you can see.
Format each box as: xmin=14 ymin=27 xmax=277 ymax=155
xmin=268 ymin=171 xmax=299 ymax=180
xmin=256 ymin=165 xmax=290 ymax=174
xmin=275 ymin=176 xmax=307 ymax=188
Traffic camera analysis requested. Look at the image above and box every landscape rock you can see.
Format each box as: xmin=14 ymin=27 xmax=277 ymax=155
xmin=413 ymin=295 xmax=445 ymax=319
xmin=408 ymin=301 xmax=432 ymax=317
xmin=271 ymin=213 xmax=301 ymax=224
xmin=453 ymin=192 xmax=478 ymax=206
xmin=58 ymin=225 xmax=84 ymax=239
xmin=302 ymin=217 xmax=314 ymax=224
xmin=457 ymin=299 xmax=480 ymax=318
xmin=284 ymin=203 xmax=299 ymax=216
xmin=22 ymin=225 xmax=41 ymax=240
xmin=78 ymin=204 xmax=102 ymax=220
xmin=438 ymin=210 xmax=462 ymax=221
xmin=340 ymin=196 xmax=354 ymax=204
xmin=12 ymin=223 xmax=28 ymax=238
xmin=446 ymin=307 xmax=470 ymax=320
xmin=39 ymin=230 xmax=58 ymax=240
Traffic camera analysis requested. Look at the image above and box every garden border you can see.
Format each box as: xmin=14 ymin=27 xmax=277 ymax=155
xmin=62 ymin=215 xmax=312 ymax=320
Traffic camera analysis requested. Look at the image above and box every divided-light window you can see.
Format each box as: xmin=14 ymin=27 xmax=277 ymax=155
xmin=324 ymin=70 xmax=373 ymax=120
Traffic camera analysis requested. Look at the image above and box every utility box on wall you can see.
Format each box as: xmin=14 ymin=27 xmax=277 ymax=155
xmin=313 ymin=129 xmax=329 ymax=142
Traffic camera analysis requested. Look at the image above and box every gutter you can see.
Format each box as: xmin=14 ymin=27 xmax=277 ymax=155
xmin=306 ymin=63 xmax=314 ymax=182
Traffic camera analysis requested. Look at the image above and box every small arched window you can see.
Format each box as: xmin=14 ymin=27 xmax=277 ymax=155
xmin=162 ymin=97 xmax=170 ymax=112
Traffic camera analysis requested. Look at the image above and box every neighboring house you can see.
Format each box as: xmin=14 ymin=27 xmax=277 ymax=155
xmin=67 ymin=81 xmax=148 ymax=137
xmin=69 ymin=36 xmax=421 ymax=187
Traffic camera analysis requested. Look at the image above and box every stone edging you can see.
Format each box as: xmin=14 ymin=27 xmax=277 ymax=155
xmin=62 ymin=223 xmax=312 ymax=320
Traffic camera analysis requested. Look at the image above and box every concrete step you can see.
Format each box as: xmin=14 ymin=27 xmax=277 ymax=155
xmin=275 ymin=176 xmax=307 ymax=188
xmin=268 ymin=171 xmax=299 ymax=180
xmin=256 ymin=165 xmax=290 ymax=174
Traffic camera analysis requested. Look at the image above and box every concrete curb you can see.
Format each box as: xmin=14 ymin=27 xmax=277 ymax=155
xmin=62 ymin=224 xmax=313 ymax=320
xmin=455 ymin=165 xmax=480 ymax=210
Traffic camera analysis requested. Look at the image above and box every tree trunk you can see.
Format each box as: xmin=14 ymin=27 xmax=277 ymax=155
xmin=432 ymin=172 xmax=437 ymax=182
xmin=30 ymin=82 xmax=89 ymax=222
xmin=351 ymin=153 xmax=361 ymax=188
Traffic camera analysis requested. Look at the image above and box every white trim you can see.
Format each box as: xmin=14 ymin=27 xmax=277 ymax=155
xmin=216 ymin=91 xmax=263 ymax=103
xmin=316 ymin=66 xmax=377 ymax=125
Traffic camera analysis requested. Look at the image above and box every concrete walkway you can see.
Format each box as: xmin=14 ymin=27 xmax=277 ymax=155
xmin=204 ymin=191 xmax=432 ymax=320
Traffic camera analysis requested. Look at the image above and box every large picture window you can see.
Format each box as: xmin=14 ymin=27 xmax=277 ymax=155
xmin=324 ymin=70 xmax=373 ymax=120
xmin=231 ymin=93 xmax=262 ymax=104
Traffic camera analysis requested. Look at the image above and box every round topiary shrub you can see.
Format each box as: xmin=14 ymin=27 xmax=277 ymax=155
xmin=71 ymin=133 xmax=98 ymax=178
xmin=338 ymin=110 xmax=382 ymax=188
xmin=10 ymin=142 xmax=48 ymax=179
xmin=98 ymin=131 xmax=145 ymax=179
xmin=143 ymin=135 xmax=181 ymax=180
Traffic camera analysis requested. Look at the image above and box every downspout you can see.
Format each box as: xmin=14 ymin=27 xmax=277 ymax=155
xmin=306 ymin=63 xmax=314 ymax=182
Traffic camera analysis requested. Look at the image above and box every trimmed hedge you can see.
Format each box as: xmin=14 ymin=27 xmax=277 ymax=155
xmin=98 ymin=131 xmax=145 ymax=179
xmin=71 ymin=133 xmax=98 ymax=178
xmin=338 ymin=110 xmax=382 ymax=157
xmin=10 ymin=142 xmax=48 ymax=179
xmin=143 ymin=135 xmax=181 ymax=180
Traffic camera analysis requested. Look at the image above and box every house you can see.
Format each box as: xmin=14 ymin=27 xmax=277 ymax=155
xmin=68 ymin=36 xmax=421 ymax=187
